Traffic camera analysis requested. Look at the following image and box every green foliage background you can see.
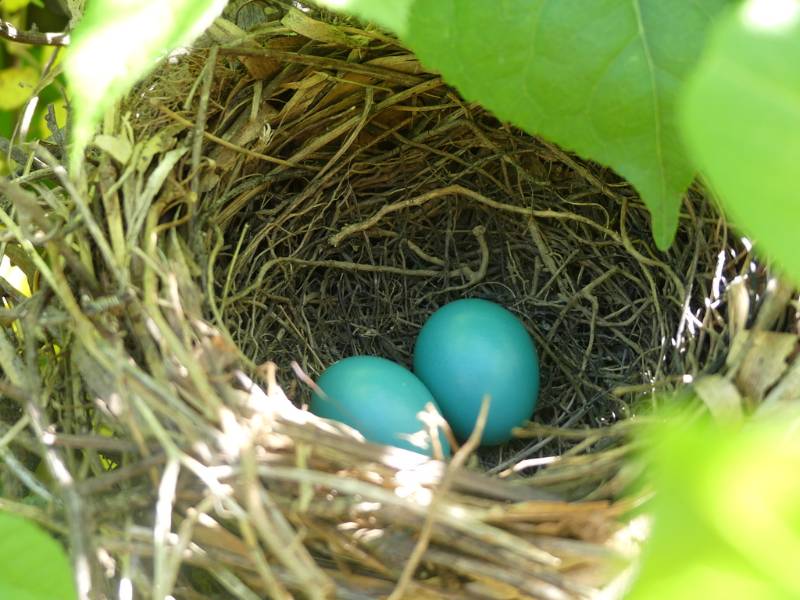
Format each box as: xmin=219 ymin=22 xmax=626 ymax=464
xmin=0 ymin=0 xmax=68 ymax=162
xmin=0 ymin=512 xmax=76 ymax=600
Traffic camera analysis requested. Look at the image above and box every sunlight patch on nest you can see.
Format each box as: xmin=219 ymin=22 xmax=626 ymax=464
xmin=393 ymin=467 xmax=434 ymax=505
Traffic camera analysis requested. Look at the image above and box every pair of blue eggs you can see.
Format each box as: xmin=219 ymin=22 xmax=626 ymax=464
xmin=310 ymin=299 xmax=540 ymax=457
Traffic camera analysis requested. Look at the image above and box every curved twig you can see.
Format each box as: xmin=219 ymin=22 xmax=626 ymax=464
xmin=0 ymin=19 xmax=70 ymax=47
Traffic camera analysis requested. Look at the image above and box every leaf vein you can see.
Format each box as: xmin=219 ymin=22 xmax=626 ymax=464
xmin=632 ymin=0 xmax=668 ymax=220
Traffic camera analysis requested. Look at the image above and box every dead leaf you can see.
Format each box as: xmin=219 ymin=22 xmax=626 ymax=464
xmin=204 ymin=16 xmax=249 ymax=45
xmin=725 ymin=276 xmax=750 ymax=337
xmin=729 ymin=330 xmax=798 ymax=402
xmin=760 ymin=355 xmax=800 ymax=412
xmin=693 ymin=375 xmax=743 ymax=422
xmin=241 ymin=55 xmax=282 ymax=81
xmin=315 ymin=72 xmax=379 ymax=112
xmin=238 ymin=36 xmax=308 ymax=80
xmin=93 ymin=134 xmax=132 ymax=165
xmin=282 ymin=8 xmax=367 ymax=48
xmin=753 ymin=276 xmax=794 ymax=330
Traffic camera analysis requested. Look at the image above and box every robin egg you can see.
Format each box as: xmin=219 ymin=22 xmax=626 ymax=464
xmin=310 ymin=355 xmax=450 ymax=457
xmin=413 ymin=299 xmax=540 ymax=445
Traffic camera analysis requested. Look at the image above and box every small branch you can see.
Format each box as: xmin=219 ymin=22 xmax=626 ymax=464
xmin=0 ymin=20 xmax=70 ymax=47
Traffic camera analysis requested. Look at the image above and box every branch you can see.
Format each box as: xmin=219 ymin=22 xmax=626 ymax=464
xmin=0 ymin=19 xmax=70 ymax=47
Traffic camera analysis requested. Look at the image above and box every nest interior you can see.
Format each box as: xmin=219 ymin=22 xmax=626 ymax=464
xmin=187 ymin=8 xmax=745 ymax=461
xmin=1 ymin=3 xmax=796 ymax=600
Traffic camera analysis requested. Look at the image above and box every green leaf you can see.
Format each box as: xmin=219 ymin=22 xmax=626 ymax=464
xmin=680 ymin=0 xmax=800 ymax=285
xmin=64 ymin=0 xmax=228 ymax=170
xmin=627 ymin=412 xmax=800 ymax=600
xmin=314 ymin=0 xmax=728 ymax=248
xmin=0 ymin=512 xmax=76 ymax=600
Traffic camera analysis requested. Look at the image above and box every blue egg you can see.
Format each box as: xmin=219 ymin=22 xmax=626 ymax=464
xmin=310 ymin=356 xmax=450 ymax=457
xmin=413 ymin=299 xmax=540 ymax=445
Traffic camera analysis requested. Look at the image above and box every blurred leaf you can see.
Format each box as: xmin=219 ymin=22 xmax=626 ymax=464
xmin=708 ymin=426 xmax=800 ymax=594
xmin=0 ymin=512 xmax=76 ymax=600
xmin=314 ymin=0 xmax=729 ymax=248
xmin=3 ymin=0 xmax=33 ymax=13
xmin=64 ymin=0 xmax=228 ymax=170
xmin=0 ymin=108 xmax=13 ymax=138
xmin=681 ymin=0 xmax=800 ymax=285
xmin=39 ymin=45 xmax=65 ymax=70
xmin=628 ymin=412 xmax=800 ymax=599
xmin=0 ymin=66 xmax=38 ymax=110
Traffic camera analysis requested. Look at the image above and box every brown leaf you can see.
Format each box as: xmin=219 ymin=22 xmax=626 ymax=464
xmin=241 ymin=56 xmax=282 ymax=81
xmin=693 ymin=375 xmax=743 ymax=422
xmin=237 ymin=36 xmax=306 ymax=81
xmin=760 ymin=356 xmax=800 ymax=413
xmin=729 ymin=330 xmax=798 ymax=402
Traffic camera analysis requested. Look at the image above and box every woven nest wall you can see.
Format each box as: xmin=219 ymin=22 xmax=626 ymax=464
xmin=1 ymin=3 xmax=798 ymax=600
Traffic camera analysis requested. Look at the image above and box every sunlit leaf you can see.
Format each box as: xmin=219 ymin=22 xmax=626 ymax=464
xmin=0 ymin=66 xmax=38 ymax=110
xmin=627 ymin=411 xmax=800 ymax=599
xmin=2 ymin=0 xmax=33 ymax=13
xmin=681 ymin=0 xmax=800 ymax=284
xmin=64 ymin=0 xmax=228 ymax=170
xmin=0 ymin=512 xmax=77 ymax=600
xmin=706 ymin=425 xmax=800 ymax=595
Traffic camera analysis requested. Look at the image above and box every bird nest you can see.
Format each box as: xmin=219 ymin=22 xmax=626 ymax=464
xmin=0 ymin=2 xmax=797 ymax=599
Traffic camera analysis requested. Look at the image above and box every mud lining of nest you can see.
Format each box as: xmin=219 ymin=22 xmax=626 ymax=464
xmin=0 ymin=3 xmax=794 ymax=600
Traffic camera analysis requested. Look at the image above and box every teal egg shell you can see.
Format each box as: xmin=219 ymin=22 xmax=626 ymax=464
xmin=413 ymin=299 xmax=540 ymax=446
xmin=310 ymin=356 xmax=451 ymax=457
